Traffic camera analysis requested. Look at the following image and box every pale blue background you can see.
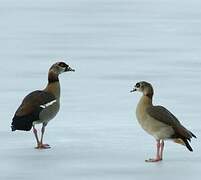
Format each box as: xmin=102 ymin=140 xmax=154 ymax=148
xmin=0 ymin=0 xmax=200 ymax=179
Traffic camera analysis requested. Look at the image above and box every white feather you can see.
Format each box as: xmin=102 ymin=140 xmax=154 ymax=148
xmin=40 ymin=99 xmax=57 ymax=109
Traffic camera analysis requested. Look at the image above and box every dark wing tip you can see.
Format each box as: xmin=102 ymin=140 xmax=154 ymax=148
xmin=11 ymin=125 xmax=16 ymax=131
xmin=191 ymin=132 xmax=197 ymax=138
xmin=183 ymin=139 xmax=194 ymax=152
xmin=11 ymin=115 xmax=33 ymax=131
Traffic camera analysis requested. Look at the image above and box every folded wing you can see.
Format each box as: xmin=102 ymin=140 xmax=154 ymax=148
xmin=11 ymin=90 xmax=56 ymax=131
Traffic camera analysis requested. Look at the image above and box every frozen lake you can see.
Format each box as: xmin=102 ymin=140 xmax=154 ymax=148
xmin=0 ymin=0 xmax=200 ymax=179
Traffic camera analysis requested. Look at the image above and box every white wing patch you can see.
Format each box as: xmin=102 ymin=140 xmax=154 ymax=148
xmin=40 ymin=99 xmax=57 ymax=109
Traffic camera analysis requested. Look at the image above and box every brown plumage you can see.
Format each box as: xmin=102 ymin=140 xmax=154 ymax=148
xmin=11 ymin=61 xmax=75 ymax=149
xmin=131 ymin=81 xmax=196 ymax=162
xmin=146 ymin=105 xmax=196 ymax=151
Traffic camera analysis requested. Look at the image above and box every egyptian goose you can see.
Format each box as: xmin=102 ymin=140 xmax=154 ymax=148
xmin=130 ymin=81 xmax=196 ymax=162
xmin=11 ymin=62 xmax=75 ymax=149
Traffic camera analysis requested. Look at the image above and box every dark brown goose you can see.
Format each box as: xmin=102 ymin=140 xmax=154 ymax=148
xmin=130 ymin=81 xmax=196 ymax=162
xmin=11 ymin=62 xmax=75 ymax=149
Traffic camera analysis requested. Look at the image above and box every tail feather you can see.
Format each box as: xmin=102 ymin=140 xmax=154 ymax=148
xmin=183 ymin=139 xmax=193 ymax=152
xmin=11 ymin=115 xmax=34 ymax=131
xmin=190 ymin=132 xmax=196 ymax=138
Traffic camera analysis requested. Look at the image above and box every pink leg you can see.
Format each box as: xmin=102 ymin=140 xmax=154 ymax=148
xmin=39 ymin=123 xmax=50 ymax=149
xmin=33 ymin=125 xmax=40 ymax=146
xmin=145 ymin=140 xmax=162 ymax=162
xmin=159 ymin=140 xmax=164 ymax=160
xmin=34 ymin=124 xmax=50 ymax=149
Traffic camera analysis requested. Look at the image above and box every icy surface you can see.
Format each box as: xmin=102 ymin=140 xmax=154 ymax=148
xmin=0 ymin=0 xmax=200 ymax=179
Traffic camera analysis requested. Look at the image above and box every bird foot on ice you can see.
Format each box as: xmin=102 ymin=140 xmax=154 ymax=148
xmin=145 ymin=158 xmax=162 ymax=162
xmin=35 ymin=143 xmax=51 ymax=149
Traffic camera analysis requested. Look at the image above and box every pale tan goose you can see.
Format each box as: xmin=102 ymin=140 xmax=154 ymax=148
xmin=11 ymin=62 xmax=75 ymax=149
xmin=130 ymin=81 xmax=196 ymax=162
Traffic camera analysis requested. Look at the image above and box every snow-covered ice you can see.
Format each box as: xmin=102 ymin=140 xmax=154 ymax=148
xmin=0 ymin=0 xmax=200 ymax=179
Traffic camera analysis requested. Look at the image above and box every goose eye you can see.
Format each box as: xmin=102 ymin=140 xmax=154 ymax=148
xmin=59 ymin=62 xmax=66 ymax=67
xmin=136 ymin=83 xmax=140 ymax=88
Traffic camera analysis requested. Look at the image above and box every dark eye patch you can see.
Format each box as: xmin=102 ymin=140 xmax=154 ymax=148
xmin=136 ymin=83 xmax=140 ymax=88
xmin=59 ymin=62 xmax=66 ymax=67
